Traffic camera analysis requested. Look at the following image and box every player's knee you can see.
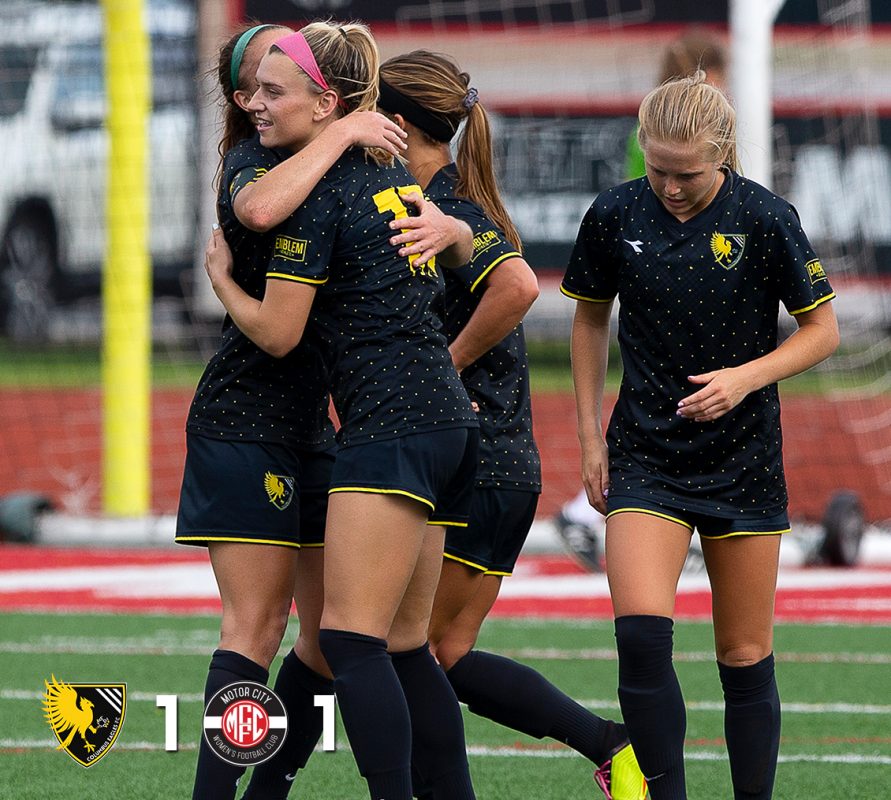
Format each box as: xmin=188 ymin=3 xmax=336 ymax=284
xmin=716 ymin=642 xmax=772 ymax=667
xmin=434 ymin=634 xmax=475 ymax=671
xmin=294 ymin=633 xmax=333 ymax=679
xmin=220 ymin=604 xmax=290 ymax=667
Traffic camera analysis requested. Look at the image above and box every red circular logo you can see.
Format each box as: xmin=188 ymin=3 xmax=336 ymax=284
xmin=221 ymin=700 xmax=269 ymax=747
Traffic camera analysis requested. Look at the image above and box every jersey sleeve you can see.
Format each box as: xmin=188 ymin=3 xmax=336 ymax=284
xmin=438 ymin=196 xmax=522 ymax=292
xmin=267 ymin=185 xmax=340 ymax=286
xmin=220 ymin=138 xmax=280 ymax=207
xmin=560 ymin=198 xmax=618 ymax=302
xmin=769 ymin=202 xmax=836 ymax=315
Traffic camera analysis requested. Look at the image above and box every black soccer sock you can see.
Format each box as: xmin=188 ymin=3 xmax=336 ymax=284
xmin=391 ymin=643 xmax=476 ymax=800
xmin=446 ymin=649 xmax=624 ymax=765
xmin=615 ymin=615 xmax=687 ymax=799
xmin=192 ymin=649 xmax=269 ymax=800
xmin=242 ymin=649 xmax=334 ymax=799
xmin=719 ymin=653 xmax=781 ymax=799
xmin=317 ymin=629 xmax=413 ymax=800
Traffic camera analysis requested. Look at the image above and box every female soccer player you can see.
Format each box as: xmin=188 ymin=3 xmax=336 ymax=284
xmin=203 ymin=22 xmax=480 ymax=800
xmin=175 ymin=22 xmax=424 ymax=800
xmin=378 ymin=50 xmax=647 ymax=800
xmin=562 ymin=72 xmax=839 ymax=799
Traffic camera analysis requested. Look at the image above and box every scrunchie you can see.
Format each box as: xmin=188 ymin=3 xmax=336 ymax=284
xmin=462 ymin=87 xmax=479 ymax=110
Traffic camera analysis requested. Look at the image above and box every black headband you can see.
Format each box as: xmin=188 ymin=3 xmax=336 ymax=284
xmin=377 ymin=78 xmax=458 ymax=143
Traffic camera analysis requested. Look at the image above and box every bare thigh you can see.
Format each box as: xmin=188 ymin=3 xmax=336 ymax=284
xmin=427 ymin=558 xmax=486 ymax=651
xmin=208 ymin=542 xmax=298 ymax=668
xmin=605 ymin=512 xmax=692 ymax=618
xmin=320 ymin=492 xmax=429 ymax=639
xmin=701 ymin=534 xmax=781 ymax=665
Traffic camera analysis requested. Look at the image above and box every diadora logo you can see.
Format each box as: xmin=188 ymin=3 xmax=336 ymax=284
xmin=273 ymin=235 xmax=308 ymax=262
xmin=264 ymin=472 xmax=295 ymax=511
xmin=710 ymin=232 xmax=746 ymax=269
xmin=43 ymin=675 xmax=126 ymax=767
xmin=623 ymin=239 xmax=644 ymax=254
xmin=806 ymin=258 xmax=828 ymax=284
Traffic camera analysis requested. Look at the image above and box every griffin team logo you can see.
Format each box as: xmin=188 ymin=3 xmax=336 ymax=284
xmin=42 ymin=676 xmax=126 ymax=767
xmin=710 ymin=232 xmax=746 ymax=269
xmin=264 ymin=471 xmax=295 ymax=510
xmin=203 ymin=681 xmax=288 ymax=766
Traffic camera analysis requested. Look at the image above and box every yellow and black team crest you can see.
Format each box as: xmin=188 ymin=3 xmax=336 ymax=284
xmin=42 ymin=675 xmax=126 ymax=767
xmin=710 ymin=232 xmax=747 ymax=270
xmin=264 ymin=471 xmax=295 ymax=511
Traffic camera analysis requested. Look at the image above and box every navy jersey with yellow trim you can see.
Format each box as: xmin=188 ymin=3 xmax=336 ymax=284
xmin=269 ymin=148 xmax=477 ymax=446
xmin=186 ymin=135 xmax=334 ymax=450
xmin=561 ymin=171 xmax=835 ymax=516
xmin=426 ymin=165 xmax=541 ymax=491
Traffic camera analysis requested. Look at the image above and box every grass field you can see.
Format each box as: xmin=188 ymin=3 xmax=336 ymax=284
xmin=3 ymin=611 xmax=890 ymax=799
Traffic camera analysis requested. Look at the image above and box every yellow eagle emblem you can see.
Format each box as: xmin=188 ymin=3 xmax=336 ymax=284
xmin=710 ymin=232 xmax=746 ymax=270
xmin=43 ymin=675 xmax=98 ymax=753
xmin=264 ymin=471 xmax=295 ymax=511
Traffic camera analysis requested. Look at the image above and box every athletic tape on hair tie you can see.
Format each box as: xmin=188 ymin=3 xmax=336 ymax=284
xmin=230 ymin=24 xmax=274 ymax=90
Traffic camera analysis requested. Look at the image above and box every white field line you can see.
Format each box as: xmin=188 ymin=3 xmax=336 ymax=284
xmin=4 ymin=689 xmax=890 ymax=715
xmin=2 ymin=738 xmax=890 ymax=765
xmin=3 ymin=636 xmax=891 ymax=665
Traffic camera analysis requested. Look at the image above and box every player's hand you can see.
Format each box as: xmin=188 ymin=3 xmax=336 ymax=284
xmin=204 ymin=224 xmax=234 ymax=292
xmin=335 ymin=111 xmax=407 ymax=155
xmin=389 ymin=191 xmax=461 ymax=267
xmin=580 ymin=438 xmax=610 ymax=515
xmin=677 ymin=367 xmax=752 ymax=422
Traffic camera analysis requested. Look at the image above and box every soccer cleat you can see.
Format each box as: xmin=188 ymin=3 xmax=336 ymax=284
xmin=593 ymin=742 xmax=649 ymax=800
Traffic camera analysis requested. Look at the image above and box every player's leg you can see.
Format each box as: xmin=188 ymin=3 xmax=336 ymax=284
xmin=606 ymin=510 xmax=692 ymax=800
xmin=389 ymin=528 xmax=476 ymax=800
xmin=193 ymin=542 xmax=297 ymax=800
xmin=244 ymin=450 xmax=334 ymax=799
xmin=243 ymin=548 xmax=331 ymax=799
xmin=318 ymin=490 xmax=428 ymax=800
xmin=701 ymin=532 xmax=782 ymax=800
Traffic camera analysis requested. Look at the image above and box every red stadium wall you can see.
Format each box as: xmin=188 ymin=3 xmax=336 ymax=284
xmin=1 ymin=389 xmax=889 ymax=526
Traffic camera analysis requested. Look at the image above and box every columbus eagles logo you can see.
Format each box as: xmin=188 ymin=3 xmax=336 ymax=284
xmin=42 ymin=675 xmax=126 ymax=767
xmin=710 ymin=232 xmax=746 ymax=270
xmin=264 ymin=471 xmax=295 ymax=511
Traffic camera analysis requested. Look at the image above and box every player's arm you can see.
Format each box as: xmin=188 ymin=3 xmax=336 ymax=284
xmin=234 ymin=112 xmax=407 ymax=232
xmin=678 ymin=300 xmax=839 ymax=423
xmin=571 ymin=299 xmax=613 ymax=514
xmin=203 ymin=226 xmax=315 ymax=357
xmin=389 ymin=191 xmax=474 ymax=268
xmin=449 ymin=258 xmax=539 ymax=373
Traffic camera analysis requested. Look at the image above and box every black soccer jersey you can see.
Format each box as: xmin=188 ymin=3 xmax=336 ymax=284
xmin=561 ymin=171 xmax=835 ymax=516
xmin=186 ymin=135 xmax=335 ymax=450
xmin=426 ymin=165 xmax=541 ymax=491
xmin=268 ymin=149 xmax=477 ymax=446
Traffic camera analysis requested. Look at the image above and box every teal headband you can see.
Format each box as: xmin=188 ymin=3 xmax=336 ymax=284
xmin=230 ymin=24 xmax=274 ymax=91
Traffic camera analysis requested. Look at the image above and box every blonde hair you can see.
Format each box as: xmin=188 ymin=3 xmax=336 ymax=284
xmin=380 ymin=50 xmax=521 ymax=250
xmin=637 ymin=71 xmax=739 ymax=172
xmin=296 ymin=20 xmax=392 ymax=166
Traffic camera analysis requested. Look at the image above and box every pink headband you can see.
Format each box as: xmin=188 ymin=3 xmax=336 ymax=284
xmin=275 ymin=32 xmax=332 ymax=93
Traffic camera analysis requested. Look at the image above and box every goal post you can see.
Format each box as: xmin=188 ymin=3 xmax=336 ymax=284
xmin=101 ymin=0 xmax=151 ymax=515
xmin=729 ymin=0 xmax=786 ymax=189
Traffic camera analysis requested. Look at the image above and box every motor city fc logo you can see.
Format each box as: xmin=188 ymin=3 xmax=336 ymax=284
xmin=203 ymin=681 xmax=288 ymax=766
xmin=42 ymin=675 xmax=126 ymax=767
